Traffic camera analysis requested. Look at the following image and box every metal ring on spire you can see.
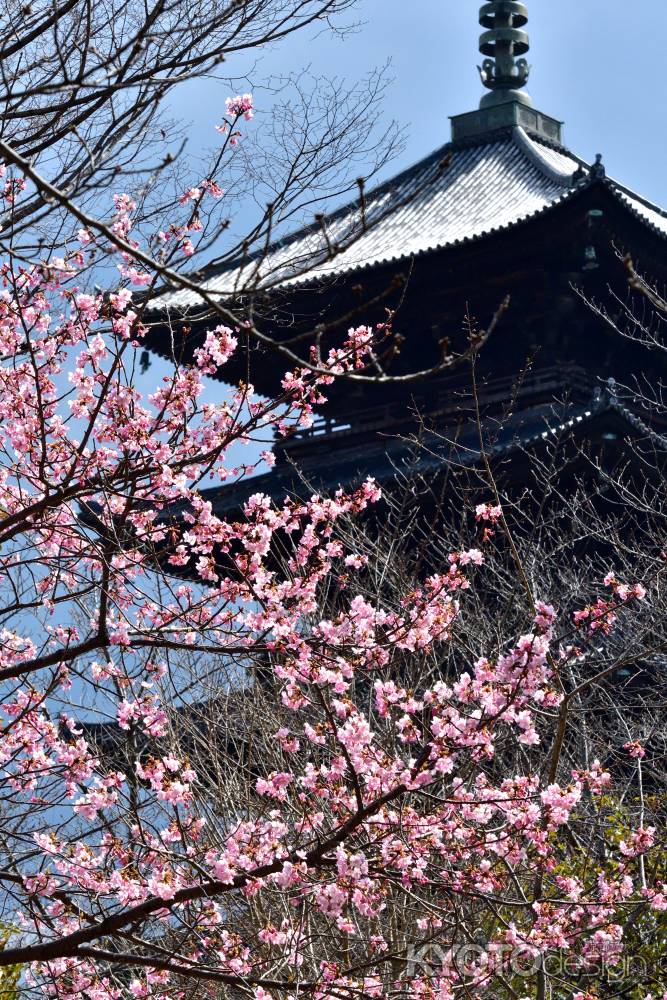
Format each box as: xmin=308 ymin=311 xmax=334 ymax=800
xmin=479 ymin=1 xmax=528 ymax=29
xmin=479 ymin=28 xmax=529 ymax=58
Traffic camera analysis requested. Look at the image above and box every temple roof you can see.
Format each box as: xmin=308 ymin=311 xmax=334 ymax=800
xmin=152 ymin=382 xmax=667 ymax=526
xmin=149 ymin=127 xmax=667 ymax=313
xmin=147 ymin=0 xmax=667 ymax=318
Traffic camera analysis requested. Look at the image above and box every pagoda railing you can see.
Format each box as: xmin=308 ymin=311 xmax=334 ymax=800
xmin=280 ymin=364 xmax=595 ymax=448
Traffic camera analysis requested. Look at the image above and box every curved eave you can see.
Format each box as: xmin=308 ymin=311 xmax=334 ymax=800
xmin=258 ymin=177 xmax=667 ymax=289
xmin=243 ymin=183 xmax=581 ymax=293
xmin=145 ymin=128 xmax=585 ymax=312
xmin=614 ymin=189 xmax=667 ymax=242
xmin=143 ymin=182 xmax=585 ymax=347
xmin=141 ymin=177 xmax=667 ymax=382
xmin=127 ymin=396 xmax=667 ymax=586
xmin=77 ymin=391 xmax=666 ymax=585
xmin=145 ymin=183 xmax=667 ymax=322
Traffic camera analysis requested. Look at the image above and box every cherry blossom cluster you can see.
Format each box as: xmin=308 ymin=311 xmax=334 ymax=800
xmin=0 ymin=134 xmax=661 ymax=1000
xmin=225 ymin=93 xmax=254 ymax=120
xmin=573 ymin=573 xmax=646 ymax=635
xmin=216 ymin=93 xmax=255 ymax=145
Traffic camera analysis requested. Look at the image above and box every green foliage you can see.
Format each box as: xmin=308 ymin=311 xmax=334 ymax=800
xmin=548 ymin=793 xmax=667 ymax=1000
xmin=0 ymin=927 xmax=22 ymax=1000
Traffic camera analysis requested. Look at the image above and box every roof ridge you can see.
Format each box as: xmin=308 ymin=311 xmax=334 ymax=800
xmin=606 ymin=394 xmax=667 ymax=447
xmin=606 ymin=178 xmax=667 ymax=221
xmin=528 ymin=131 xmax=589 ymax=167
xmin=512 ymin=126 xmax=576 ymax=186
xmin=514 ymin=130 xmax=667 ymax=221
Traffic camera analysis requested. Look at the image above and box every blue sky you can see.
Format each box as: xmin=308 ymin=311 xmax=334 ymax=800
xmin=168 ymin=0 xmax=667 ymax=210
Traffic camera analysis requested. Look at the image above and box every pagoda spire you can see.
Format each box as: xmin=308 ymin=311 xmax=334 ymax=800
xmin=477 ymin=1 xmax=532 ymax=108
xmin=450 ymin=1 xmax=561 ymax=144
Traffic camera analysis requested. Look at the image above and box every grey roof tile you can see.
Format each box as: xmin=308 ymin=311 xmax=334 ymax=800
xmin=149 ymin=127 xmax=667 ymax=311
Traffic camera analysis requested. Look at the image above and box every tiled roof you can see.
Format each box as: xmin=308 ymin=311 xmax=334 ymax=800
xmin=149 ymin=126 xmax=667 ymax=313
xmin=617 ymin=191 xmax=667 ymax=237
xmin=78 ymin=389 xmax=665 ymax=580
xmin=163 ymin=391 xmax=667 ymax=523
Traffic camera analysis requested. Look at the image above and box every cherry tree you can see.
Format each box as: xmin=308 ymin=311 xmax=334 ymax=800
xmin=0 ymin=98 xmax=663 ymax=1000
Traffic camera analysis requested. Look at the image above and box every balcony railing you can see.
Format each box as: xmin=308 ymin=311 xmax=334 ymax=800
xmin=278 ymin=364 xmax=594 ymax=451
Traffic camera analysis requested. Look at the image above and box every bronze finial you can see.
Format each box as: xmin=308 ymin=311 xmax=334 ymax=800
xmin=477 ymin=2 xmax=533 ymax=109
xmin=450 ymin=1 xmax=562 ymax=143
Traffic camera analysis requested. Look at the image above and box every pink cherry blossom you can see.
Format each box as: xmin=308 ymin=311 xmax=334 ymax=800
xmin=0 ymin=144 xmax=659 ymax=1000
xmin=225 ymin=93 xmax=254 ymax=120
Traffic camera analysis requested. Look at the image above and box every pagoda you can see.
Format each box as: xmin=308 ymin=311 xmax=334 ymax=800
xmin=144 ymin=1 xmax=667 ymax=521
